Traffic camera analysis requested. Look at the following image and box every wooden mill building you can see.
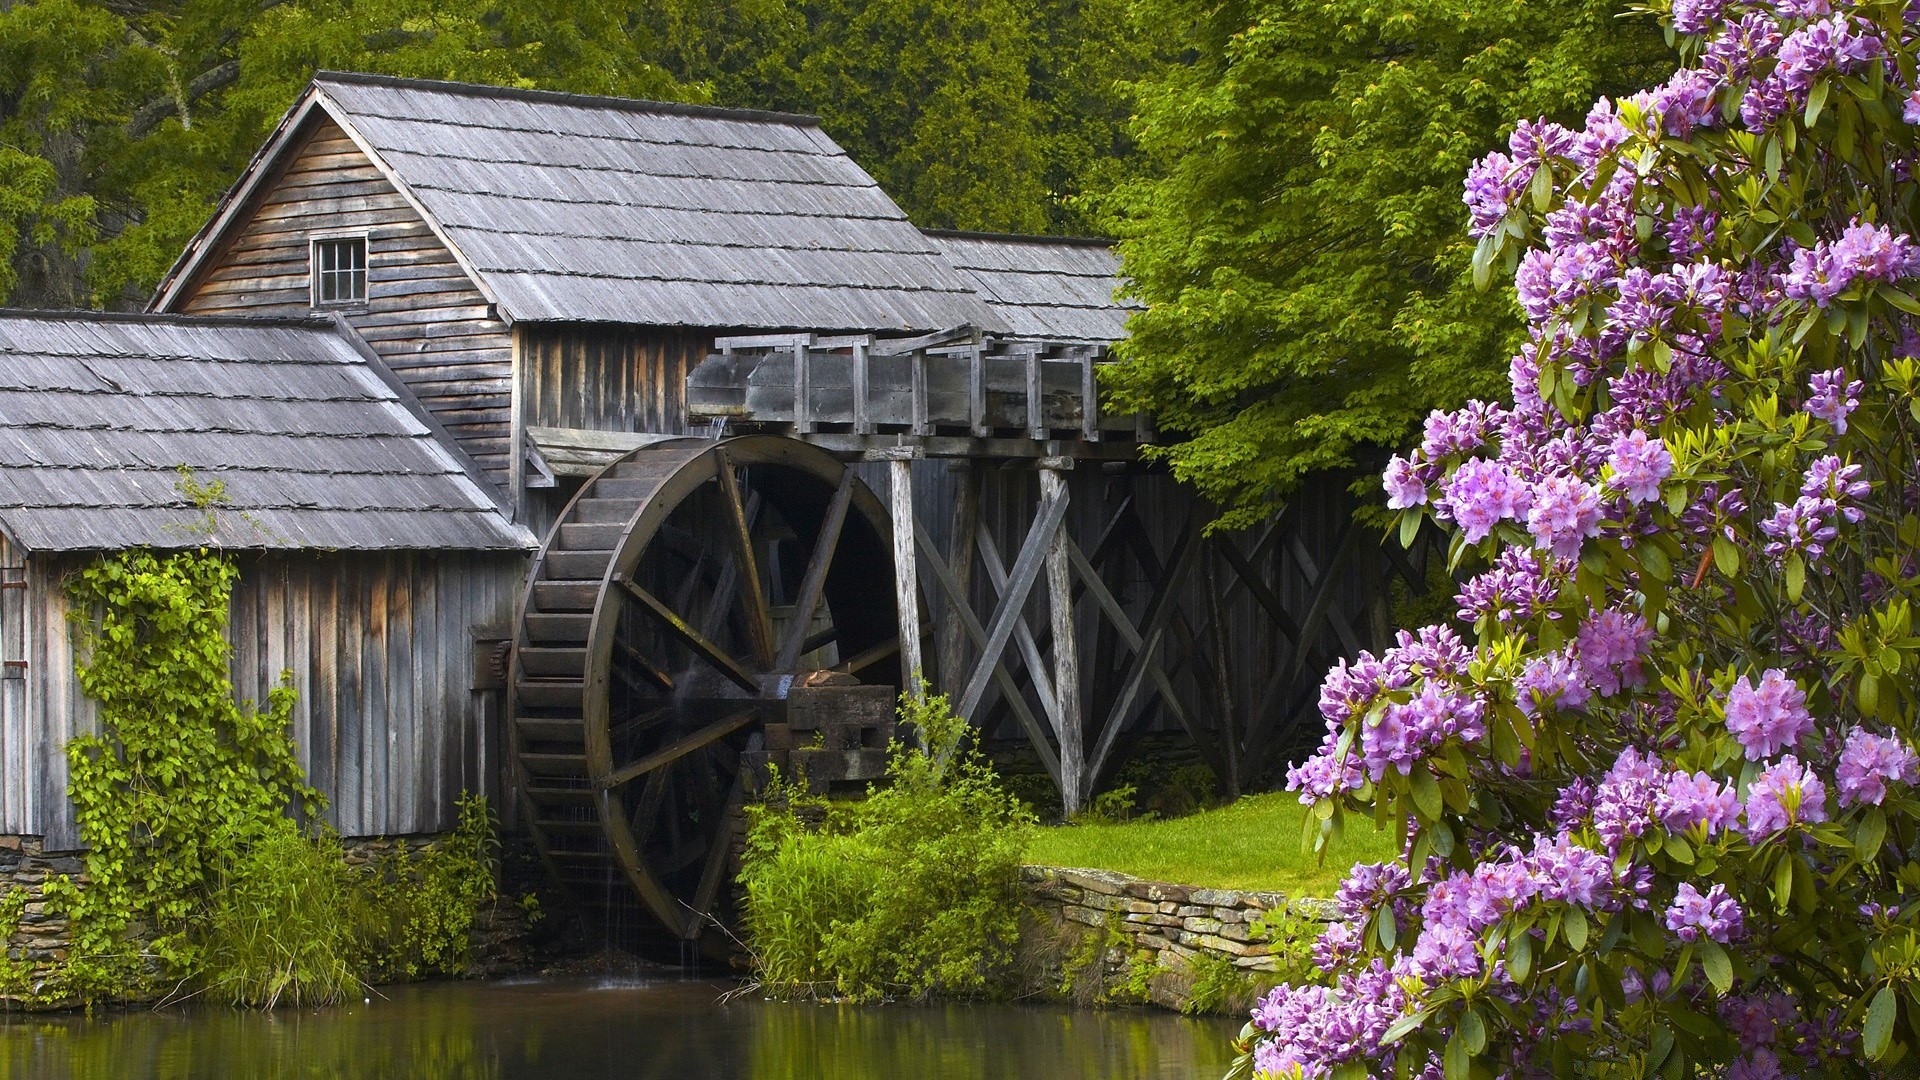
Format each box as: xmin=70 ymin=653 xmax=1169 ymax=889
xmin=0 ymin=73 xmax=1412 ymax=946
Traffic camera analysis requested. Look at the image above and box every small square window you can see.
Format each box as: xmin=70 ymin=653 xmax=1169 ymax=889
xmin=311 ymin=236 xmax=367 ymax=306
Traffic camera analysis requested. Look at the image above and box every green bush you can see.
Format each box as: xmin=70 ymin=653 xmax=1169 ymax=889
xmin=740 ymin=693 xmax=1034 ymax=1002
xmin=200 ymin=818 xmax=362 ymax=1008
xmin=356 ymin=794 xmax=499 ymax=981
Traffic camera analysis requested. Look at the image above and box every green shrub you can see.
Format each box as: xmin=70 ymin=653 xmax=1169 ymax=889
xmin=740 ymin=693 xmax=1033 ymax=1002
xmin=200 ymin=818 xmax=362 ymax=1008
xmin=356 ymin=794 xmax=499 ymax=981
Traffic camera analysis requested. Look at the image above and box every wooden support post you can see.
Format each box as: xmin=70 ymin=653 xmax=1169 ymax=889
xmin=1023 ymin=346 xmax=1044 ymax=441
xmin=911 ymin=349 xmax=930 ymax=436
xmin=968 ymin=345 xmax=988 ymax=437
xmin=792 ymin=339 xmax=812 ymax=434
xmin=886 ymin=451 xmax=924 ymax=698
xmin=1039 ymin=459 xmax=1082 ymax=813
xmin=939 ymin=461 xmax=979 ymax=695
xmin=1080 ymin=350 xmax=1100 ymax=442
xmin=852 ymin=340 xmax=873 ymax=435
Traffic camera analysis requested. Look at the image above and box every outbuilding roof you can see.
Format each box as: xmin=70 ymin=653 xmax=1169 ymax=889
xmin=0 ymin=312 xmax=533 ymax=553
xmin=924 ymin=230 xmax=1138 ymax=343
xmin=156 ymin=73 xmax=1004 ymax=333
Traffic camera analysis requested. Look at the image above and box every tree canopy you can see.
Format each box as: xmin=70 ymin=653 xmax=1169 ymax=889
xmin=0 ymin=0 xmax=1151 ymax=309
xmin=1102 ymin=0 xmax=1674 ymax=530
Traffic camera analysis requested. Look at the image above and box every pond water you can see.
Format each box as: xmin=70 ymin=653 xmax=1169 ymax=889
xmin=0 ymin=977 xmax=1238 ymax=1079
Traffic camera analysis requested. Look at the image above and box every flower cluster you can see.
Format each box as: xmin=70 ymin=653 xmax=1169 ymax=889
xmin=1243 ymin=0 xmax=1920 ymax=1075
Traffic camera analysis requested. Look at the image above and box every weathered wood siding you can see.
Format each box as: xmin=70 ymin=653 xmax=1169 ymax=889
xmin=0 ymin=548 xmax=523 ymax=847
xmin=173 ymin=117 xmax=514 ymax=491
xmin=517 ymin=324 xmax=711 ymax=436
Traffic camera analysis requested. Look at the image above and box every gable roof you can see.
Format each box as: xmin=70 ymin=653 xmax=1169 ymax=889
xmin=155 ymin=73 xmax=1003 ymax=333
xmin=0 ymin=312 xmax=533 ymax=553
xmin=924 ymin=230 xmax=1138 ymax=343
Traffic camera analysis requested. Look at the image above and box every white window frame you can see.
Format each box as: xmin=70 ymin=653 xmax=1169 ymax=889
xmin=309 ymin=231 xmax=370 ymax=308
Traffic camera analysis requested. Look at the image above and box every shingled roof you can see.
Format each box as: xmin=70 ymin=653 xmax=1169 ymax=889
xmin=157 ymin=73 xmax=1004 ymax=333
xmin=924 ymin=230 xmax=1137 ymax=343
xmin=0 ymin=312 xmax=532 ymax=553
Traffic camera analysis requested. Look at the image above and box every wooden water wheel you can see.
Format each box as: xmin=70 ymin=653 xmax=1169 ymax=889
xmin=508 ymin=435 xmax=902 ymax=950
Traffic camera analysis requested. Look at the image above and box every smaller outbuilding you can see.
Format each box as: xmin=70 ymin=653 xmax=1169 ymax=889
xmin=0 ymin=310 xmax=532 ymax=848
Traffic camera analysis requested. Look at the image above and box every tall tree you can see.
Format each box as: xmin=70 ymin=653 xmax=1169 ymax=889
xmin=1102 ymin=0 xmax=1673 ymax=530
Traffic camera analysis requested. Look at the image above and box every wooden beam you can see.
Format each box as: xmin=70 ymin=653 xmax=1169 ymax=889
xmin=792 ymin=340 xmax=812 ymax=435
xmin=969 ymin=345 xmax=988 ymax=437
xmin=683 ymin=773 xmax=746 ymax=939
xmin=715 ymin=448 xmax=776 ymax=669
xmin=617 ymin=577 xmax=759 ymax=694
xmin=955 ymin=488 xmax=1070 ymax=722
xmin=974 ymin=524 xmax=1060 ymax=731
xmin=852 ymin=340 xmax=873 ymax=435
xmin=1040 ymin=464 xmax=1083 ymax=812
xmin=598 ymin=709 xmax=758 ymax=790
xmin=937 ymin=461 xmax=980 ymax=690
xmin=890 ymin=457 xmax=924 ymax=697
xmin=1023 ymin=345 xmax=1044 ymax=440
xmin=1063 ymin=536 xmax=1197 ymax=774
xmin=915 ymin=520 xmax=1063 ymax=785
xmin=776 ymin=470 xmax=855 ymax=671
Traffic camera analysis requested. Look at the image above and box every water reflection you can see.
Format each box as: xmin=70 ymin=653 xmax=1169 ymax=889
xmin=0 ymin=978 xmax=1235 ymax=1079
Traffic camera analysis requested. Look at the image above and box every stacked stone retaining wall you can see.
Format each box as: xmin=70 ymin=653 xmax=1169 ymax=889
xmin=1021 ymin=865 xmax=1335 ymax=1013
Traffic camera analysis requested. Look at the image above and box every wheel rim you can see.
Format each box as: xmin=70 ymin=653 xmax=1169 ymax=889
xmin=510 ymin=436 xmax=899 ymax=946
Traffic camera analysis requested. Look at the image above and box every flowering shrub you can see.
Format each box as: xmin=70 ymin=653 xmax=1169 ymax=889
xmin=1239 ymin=1 xmax=1920 ymax=1075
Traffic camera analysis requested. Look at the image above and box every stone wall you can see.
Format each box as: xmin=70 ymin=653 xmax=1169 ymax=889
xmin=0 ymin=832 xmax=537 ymax=1008
xmin=1021 ymin=865 xmax=1335 ymax=1013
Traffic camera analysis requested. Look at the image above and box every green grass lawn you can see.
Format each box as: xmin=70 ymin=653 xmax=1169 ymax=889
xmin=1023 ymin=792 xmax=1398 ymax=896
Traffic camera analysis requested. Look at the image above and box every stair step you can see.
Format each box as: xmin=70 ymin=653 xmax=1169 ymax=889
xmin=524 ymin=613 xmax=593 ymax=644
xmin=515 ymin=680 xmax=583 ymax=710
xmin=559 ymin=523 xmax=626 ymax=551
xmin=525 ymin=786 xmax=598 ymax=804
xmin=519 ymin=647 xmax=588 ymax=677
xmin=544 ymin=550 xmax=614 ymax=580
xmin=534 ymin=819 xmax=605 ymax=837
xmin=574 ymin=498 xmax=645 ymax=524
xmin=517 ymin=717 xmax=586 ymax=741
xmin=531 ymin=580 xmax=600 ymax=611
xmin=521 ymin=752 xmax=589 ymax=776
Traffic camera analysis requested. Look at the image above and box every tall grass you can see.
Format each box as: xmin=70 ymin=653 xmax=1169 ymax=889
xmin=199 ymin=819 xmax=363 ymax=1008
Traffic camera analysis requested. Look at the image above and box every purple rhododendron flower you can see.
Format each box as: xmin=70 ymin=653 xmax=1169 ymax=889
xmin=1526 ymin=474 xmax=1604 ymax=557
xmin=1441 ymin=458 xmax=1532 ymax=543
xmin=1665 ymin=882 xmax=1744 ymax=943
xmin=1658 ymin=771 xmax=1742 ymax=835
xmin=1805 ymin=367 xmax=1862 ymax=433
xmin=1836 ymin=728 xmax=1919 ymax=806
xmin=1606 ymin=429 xmax=1673 ymax=504
xmin=1744 ymin=755 xmax=1827 ymax=837
xmin=1576 ymin=609 xmax=1652 ymax=696
xmin=1383 ymin=455 xmax=1429 ymax=509
xmin=1723 ymin=669 xmax=1813 ymax=760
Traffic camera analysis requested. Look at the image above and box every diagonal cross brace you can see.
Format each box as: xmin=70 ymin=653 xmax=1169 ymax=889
xmin=913 ymin=522 xmax=1062 ymax=784
xmin=955 ymin=490 xmax=1070 ymax=724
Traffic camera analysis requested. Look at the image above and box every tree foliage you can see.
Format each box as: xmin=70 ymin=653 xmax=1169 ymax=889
xmin=1103 ymin=0 xmax=1673 ymax=531
xmin=0 ymin=0 xmax=1151 ymax=309
xmin=1244 ymin=0 xmax=1920 ymax=1074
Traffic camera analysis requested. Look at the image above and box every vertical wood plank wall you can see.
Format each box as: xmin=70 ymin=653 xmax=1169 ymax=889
xmin=518 ymin=324 xmax=712 ymax=436
xmin=0 ymin=549 xmax=524 ymax=848
xmin=0 ymin=537 xmax=26 ymax=831
xmin=174 ymin=116 xmax=515 ymax=491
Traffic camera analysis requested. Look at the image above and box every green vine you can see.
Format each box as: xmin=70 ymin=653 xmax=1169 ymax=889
xmin=51 ymin=546 xmax=319 ymax=1002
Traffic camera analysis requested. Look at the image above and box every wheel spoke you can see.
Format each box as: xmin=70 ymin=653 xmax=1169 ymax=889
xmin=685 ymin=774 xmax=745 ymax=937
xmin=615 ymin=639 xmax=675 ymax=691
xmin=776 ymin=469 xmax=855 ymax=670
xmin=617 ymin=577 xmax=759 ymax=693
xmin=598 ymin=707 xmax=759 ymax=790
xmin=715 ymin=448 xmax=776 ymax=668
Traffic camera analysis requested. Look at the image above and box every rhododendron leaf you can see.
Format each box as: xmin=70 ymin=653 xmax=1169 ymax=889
xmin=1399 ymin=508 xmax=1423 ymax=550
xmin=1866 ymin=985 xmax=1896 ymax=1060
xmin=1444 ymin=1025 xmax=1470 ymax=1080
xmin=1410 ymin=763 xmax=1442 ymax=821
xmin=1666 ymin=833 xmax=1693 ymax=864
xmin=1787 ymin=553 xmax=1806 ymax=603
xmin=1881 ymin=287 xmax=1920 ymax=317
xmin=1377 ymin=908 xmax=1397 ymax=952
xmin=1860 ymin=672 xmax=1880 ymax=717
xmin=1507 ymin=927 xmax=1532 ymax=983
xmin=1472 ymin=236 xmax=1495 ymax=291
xmin=1773 ymin=855 xmax=1795 ymax=914
xmin=1712 ymin=536 xmax=1739 ymax=577
xmin=1564 ymin=905 xmax=1589 ymax=952
xmin=1805 ymin=80 xmax=1831 ymax=128
xmin=1379 ymin=1008 xmax=1431 ymax=1047
xmin=1699 ymin=940 xmax=1733 ymax=995
xmin=1641 ymin=541 xmax=1671 ymax=583
xmin=1460 ymin=1007 xmax=1487 ymax=1054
